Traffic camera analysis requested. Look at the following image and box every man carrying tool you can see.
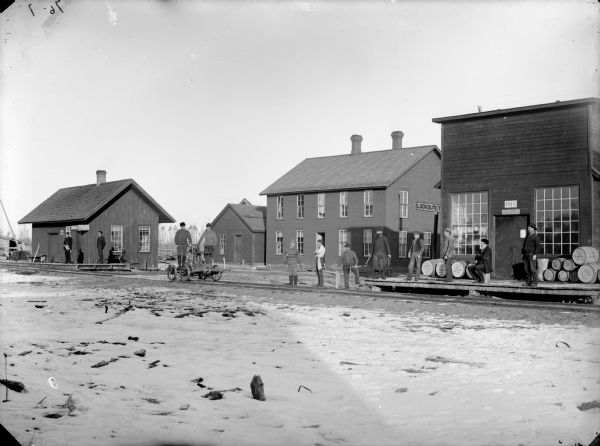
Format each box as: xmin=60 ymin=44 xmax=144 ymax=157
xmin=372 ymin=229 xmax=391 ymax=279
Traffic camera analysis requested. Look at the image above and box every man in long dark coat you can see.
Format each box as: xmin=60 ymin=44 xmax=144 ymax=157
xmin=372 ymin=229 xmax=391 ymax=279
xmin=522 ymin=223 xmax=541 ymax=287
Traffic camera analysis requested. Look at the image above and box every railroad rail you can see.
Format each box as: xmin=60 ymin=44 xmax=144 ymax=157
xmin=2 ymin=262 xmax=600 ymax=313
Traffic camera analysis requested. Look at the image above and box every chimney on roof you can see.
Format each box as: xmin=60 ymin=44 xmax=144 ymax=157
xmin=96 ymin=170 xmax=107 ymax=186
xmin=391 ymin=131 xmax=404 ymax=150
xmin=350 ymin=134 xmax=363 ymax=155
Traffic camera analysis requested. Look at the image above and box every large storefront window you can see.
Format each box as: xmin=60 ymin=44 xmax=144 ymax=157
xmin=535 ymin=186 xmax=579 ymax=255
xmin=451 ymin=192 xmax=488 ymax=255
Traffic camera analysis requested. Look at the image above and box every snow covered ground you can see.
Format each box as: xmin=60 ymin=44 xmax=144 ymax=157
xmin=0 ymin=268 xmax=598 ymax=446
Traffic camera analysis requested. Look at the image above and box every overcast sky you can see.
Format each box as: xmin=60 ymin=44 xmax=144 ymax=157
xmin=1 ymin=0 xmax=598 ymax=237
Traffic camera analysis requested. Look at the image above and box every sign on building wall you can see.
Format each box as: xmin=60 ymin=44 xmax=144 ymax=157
xmin=416 ymin=202 xmax=441 ymax=213
xmin=504 ymin=200 xmax=517 ymax=208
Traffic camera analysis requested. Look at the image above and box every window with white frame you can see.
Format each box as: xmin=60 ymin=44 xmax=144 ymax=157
xmin=399 ymin=190 xmax=409 ymax=219
xmin=296 ymin=229 xmax=304 ymax=255
xmin=535 ymin=185 xmax=579 ymax=255
xmin=398 ymin=230 xmax=408 ymax=257
xmin=364 ymin=190 xmax=373 ymax=217
xmin=423 ymin=231 xmax=431 ymax=258
xmin=317 ymin=193 xmax=326 ymax=218
xmin=338 ymin=229 xmax=348 ymax=256
xmin=111 ymin=225 xmax=123 ymax=251
xmin=450 ymin=191 xmax=488 ymax=255
xmin=275 ymin=230 xmax=283 ymax=255
xmin=297 ymin=194 xmax=304 ymax=219
xmin=138 ymin=226 xmax=150 ymax=252
xmin=219 ymin=234 xmax=225 ymax=255
xmin=363 ymin=229 xmax=372 ymax=257
xmin=276 ymin=196 xmax=284 ymax=220
xmin=339 ymin=192 xmax=348 ymax=218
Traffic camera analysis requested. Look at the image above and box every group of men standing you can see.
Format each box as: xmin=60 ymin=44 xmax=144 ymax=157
xmin=173 ymin=222 xmax=218 ymax=280
xmin=63 ymin=230 xmax=107 ymax=264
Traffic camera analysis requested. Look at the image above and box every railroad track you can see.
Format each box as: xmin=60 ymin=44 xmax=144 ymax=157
xmin=2 ymin=262 xmax=600 ymax=313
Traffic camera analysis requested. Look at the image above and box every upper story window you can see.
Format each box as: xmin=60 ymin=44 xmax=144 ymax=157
xmin=276 ymin=196 xmax=284 ymax=220
xmin=339 ymin=192 xmax=348 ymax=218
xmin=138 ymin=225 xmax=150 ymax=252
xmin=297 ymin=194 xmax=304 ymax=219
xmin=364 ymin=190 xmax=373 ymax=217
xmin=450 ymin=191 xmax=488 ymax=255
xmin=111 ymin=225 xmax=123 ymax=251
xmin=535 ymin=185 xmax=579 ymax=255
xmin=399 ymin=190 xmax=409 ymax=219
xmin=317 ymin=193 xmax=326 ymax=219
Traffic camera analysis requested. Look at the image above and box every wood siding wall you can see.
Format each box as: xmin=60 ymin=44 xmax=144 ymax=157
xmin=440 ymin=104 xmax=597 ymax=259
xmin=31 ymin=188 xmax=161 ymax=268
xmin=211 ymin=207 xmax=265 ymax=265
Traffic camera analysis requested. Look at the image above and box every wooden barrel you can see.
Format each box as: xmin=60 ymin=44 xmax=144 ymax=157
xmin=421 ymin=259 xmax=442 ymax=276
xmin=569 ymin=269 xmax=579 ymax=283
xmin=542 ymin=268 xmax=556 ymax=282
xmin=557 ymin=270 xmax=569 ymax=282
xmin=563 ymin=259 xmax=576 ymax=272
xmin=577 ymin=263 xmax=599 ymax=284
xmin=452 ymin=260 xmax=467 ymax=278
xmin=572 ymin=247 xmax=600 ymax=265
xmin=551 ymin=257 xmax=566 ymax=271
xmin=465 ymin=263 xmax=475 ymax=279
xmin=435 ymin=261 xmax=446 ymax=278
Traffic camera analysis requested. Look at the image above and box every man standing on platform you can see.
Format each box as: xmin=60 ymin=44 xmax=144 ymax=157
xmin=522 ymin=223 xmax=541 ymax=287
xmin=406 ymin=231 xmax=425 ymax=282
xmin=372 ymin=229 xmax=391 ymax=279
xmin=63 ymin=231 xmax=73 ymax=264
xmin=442 ymin=227 xmax=455 ymax=282
xmin=339 ymin=242 xmax=360 ymax=289
xmin=96 ymin=231 xmax=106 ymax=264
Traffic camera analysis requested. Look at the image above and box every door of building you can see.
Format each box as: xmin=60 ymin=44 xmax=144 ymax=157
xmin=233 ymin=235 xmax=242 ymax=264
xmin=494 ymin=215 xmax=528 ymax=278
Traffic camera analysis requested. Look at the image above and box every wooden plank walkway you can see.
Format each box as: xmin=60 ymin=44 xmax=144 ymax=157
xmin=364 ymin=275 xmax=600 ymax=300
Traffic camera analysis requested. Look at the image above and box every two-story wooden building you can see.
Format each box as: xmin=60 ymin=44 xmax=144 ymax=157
xmin=432 ymin=97 xmax=600 ymax=278
xmin=260 ymin=132 xmax=441 ymax=267
xmin=19 ymin=170 xmax=175 ymax=269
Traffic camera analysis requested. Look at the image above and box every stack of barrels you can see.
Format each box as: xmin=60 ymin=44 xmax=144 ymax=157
xmin=540 ymin=247 xmax=599 ymax=284
xmin=421 ymin=259 xmax=469 ymax=279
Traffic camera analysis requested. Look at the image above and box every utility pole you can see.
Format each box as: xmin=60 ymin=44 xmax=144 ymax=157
xmin=0 ymin=199 xmax=16 ymax=239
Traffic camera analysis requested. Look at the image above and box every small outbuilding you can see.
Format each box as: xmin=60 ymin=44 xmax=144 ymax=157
xmin=19 ymin=170 xmax=175 ymax=268
xmin=210 ymin=199 xmax=266 ymax=265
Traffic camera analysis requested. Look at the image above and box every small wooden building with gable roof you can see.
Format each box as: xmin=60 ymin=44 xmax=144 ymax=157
xmin=19 ymin=170 xmax=175 ymax=268
xmin=210 ymin=199 xmax=266 ymax=265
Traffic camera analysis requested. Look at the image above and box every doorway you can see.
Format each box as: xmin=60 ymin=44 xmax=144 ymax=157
xmin=494 ymin=215 xmax=528 ymax=278
xmin=233 ymin=235 xmax=242 ymax=264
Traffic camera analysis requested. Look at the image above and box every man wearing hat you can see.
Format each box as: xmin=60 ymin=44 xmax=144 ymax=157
xmin=441 ymin=227 xmax=456 ymax=282
xmin=283 ymin=240 xmax=301 ymax=287
xmin=406 ymin=231 xmax=425 ymax=282
xmin=522 ymin=223 xmax=541 ymax=287
xmin=372 ymin=229 xmax=391 ymax=279
xmin=198 ymin=223 xmax=219 ymax=265
xmin=338 ymin=242 xmax=360 ymax=289
xmin=174 ymin=222 xmax=192 ymax=281
xmin=467 ymin=238 xmax=493 ymax=284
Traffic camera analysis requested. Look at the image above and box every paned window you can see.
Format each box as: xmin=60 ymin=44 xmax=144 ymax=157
xmin=138 ymin=226 xmax=150 ymax=252
xmin=297 ymin=194 xmax=304 ymax=219
xmin=535 ymin=186 xmax=579 ymax=255
xmin=339 ymin=192 xmax=348 ymax=218
xmin=423 ymin=231 xmax=432 ymax=258
xmin=317 ymin=193 xmax=326 ymax=218
xmin=275 ymin=230 xmax=283 ymax=255
xmin=338 ymin=229 xmax=348 ymax=256
xmin=111 ymin=225 xmax=123 ymax=251
xmin=363 ymin=229 xmax=372 ymax=257
xmin=219 ymin=234 xmax=226 ymax=255
xmin=276 ymin=196 xmax=284 ymax=220
xmin=364 ymin=190 xmax=373 ymax=217
xmin=296 ymin=230 xmax=304 ymax=255
xmin=450 ymin=192 xmax=488 ymax=254
xmin=398 ymin=230 xmax=408 ymax=257
xmin=399 ymin=190 xmax=409 ymax=219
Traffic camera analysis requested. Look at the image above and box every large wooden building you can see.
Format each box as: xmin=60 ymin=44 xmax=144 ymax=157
xmin=260 ymin=132 xmax=441 ymax=267
xmin=210 ymin=199 xmax=266 ymax=265
xmin=432 ymin=97 xmax=600 ymax=278
xmin=19 ymin=170 xmax=175 ymax=268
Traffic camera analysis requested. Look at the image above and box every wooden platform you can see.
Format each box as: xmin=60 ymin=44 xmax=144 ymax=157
xmin=364 ymin=275 xmax=600 ymax=301
xmin=77 ymin=263 xmax=132 ymax=272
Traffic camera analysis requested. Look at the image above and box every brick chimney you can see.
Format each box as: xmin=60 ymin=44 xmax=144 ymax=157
xmin=350 ymin=134 xmax=363 ymax=155
xmin=96 ymin=170 xmax=107 ymax=186
xmin=391 ymin=131 xmax=404 ymax=149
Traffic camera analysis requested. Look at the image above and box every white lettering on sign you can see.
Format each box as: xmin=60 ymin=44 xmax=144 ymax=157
xmin=504 ymin=200 xmax=517 ymax=209
xmin=416 ymin=202 xmax=441 ymax=213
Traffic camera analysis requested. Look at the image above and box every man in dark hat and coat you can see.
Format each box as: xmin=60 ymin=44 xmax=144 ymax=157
xmin=442 ymin=227 xmax=455 ymax=282
xmin=338 ymin=242 xmax=360 ymax=289
xmin=174 ymin=222 xmax=192 ymax=281
xmin=372 ymin=229 xmax=391 ymax=279
xmin=406 ymin=231 xmax=425 ymax=282
xmin=467 ymin=238 xmax=493 ymax=284
xmin=522 ymin=223 xmax=541 ymax=287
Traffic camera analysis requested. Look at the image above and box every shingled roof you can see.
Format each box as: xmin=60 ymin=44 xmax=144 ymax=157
xmin=19 ymin=179 xmax=175 ymax=224
xmin=212 ymin=202 xmax=266 ymax=232
xmin=260 ymin=145 xmax=440 ymax=195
